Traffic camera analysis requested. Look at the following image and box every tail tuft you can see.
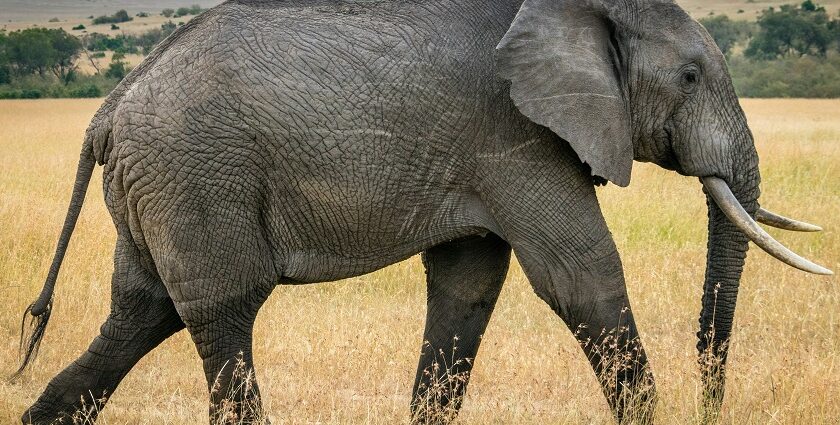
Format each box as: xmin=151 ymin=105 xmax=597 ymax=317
xmin=10 ymin=299 xmax=53 ymax=380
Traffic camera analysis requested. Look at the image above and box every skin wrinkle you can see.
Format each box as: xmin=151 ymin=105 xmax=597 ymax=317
xmin=22 ymin=0 xmax=767 ymax=423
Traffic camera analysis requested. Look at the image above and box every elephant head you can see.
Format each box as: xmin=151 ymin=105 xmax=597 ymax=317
xmin=496 ymin=0 xmax=832 ymax=414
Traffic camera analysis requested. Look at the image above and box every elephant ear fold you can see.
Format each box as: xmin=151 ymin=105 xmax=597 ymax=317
xmin=496 ymin=0 xmax=633 ymax=187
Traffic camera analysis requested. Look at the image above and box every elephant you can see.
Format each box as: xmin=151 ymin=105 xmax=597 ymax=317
xmin=16 ymin=0 xmax=832 ymax=423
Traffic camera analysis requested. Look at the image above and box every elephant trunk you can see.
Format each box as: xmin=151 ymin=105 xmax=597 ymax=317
xmin=695 ymin=143 xmax=831 ymax=419
xmin=693 ymin=145 xmax=760 ymax=417
xmin=696 ymin=189 xmax=753 ymax=416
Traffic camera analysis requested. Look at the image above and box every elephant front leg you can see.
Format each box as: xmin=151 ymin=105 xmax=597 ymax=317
xmin=478 ymin=135 xmax=656 ymax=422
xmin=410 ymin=234 xmax=511 ymax=424
xmin=518 ymin=241 xmax=656 ymax=424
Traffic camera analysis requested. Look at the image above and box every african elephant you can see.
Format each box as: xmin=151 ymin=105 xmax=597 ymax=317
xmin=17 ymin=0 xmax=831 ymax=423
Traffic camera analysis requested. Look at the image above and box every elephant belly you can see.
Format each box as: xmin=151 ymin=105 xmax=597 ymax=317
xmin=262 ymin=170 xmax=498 ymax=283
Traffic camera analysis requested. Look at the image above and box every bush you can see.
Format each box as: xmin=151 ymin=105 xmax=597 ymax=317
xmin=92 ymin=10 xmax=133 ymax=25
xmin=161 ymin=20 xmax=177 ymax=33
xmin=68 ymin=83 xmax=102 ymax=98
xmin=161 ymin=8 xmax=175 ymax=18
xmin=71 ymin=24 xmax=86 ymax=30
xmin=730 ymin=52 xmax=840 ymax=97
xmin=0 ymin=74 xmax=119 ymax=98
xmin=136 ymin=12 xmax=150 ymax=18
xmin=0 ymin=66 xmax=10 ymax=84
xmin=0 ymin=88 xmax=42 ymax=99
xmin=20 ymin=89 xmax=42 ymax=99
xmin=110 ymin=24 xmax=120 ymax=30
xmin=174 ymin=5 xmax=204 ymax=17
xmin=48 ymin=18 xmax=60 ymax=23
xmin=104 ymin=60 xmax=128 ymax=80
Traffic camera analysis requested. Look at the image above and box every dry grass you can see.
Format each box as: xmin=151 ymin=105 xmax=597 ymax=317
xmin=0 ymin=98 xmax=837 ymax=424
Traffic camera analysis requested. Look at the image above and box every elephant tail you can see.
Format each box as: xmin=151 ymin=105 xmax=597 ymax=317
xmin=12 ymin=136 xmax=97 ymax=379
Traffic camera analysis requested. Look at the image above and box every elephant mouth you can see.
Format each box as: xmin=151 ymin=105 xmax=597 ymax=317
xmin=700 ymin=176 xmax=832 ymax=275
xmin=646 ymin=124 xmax=685 ymax=174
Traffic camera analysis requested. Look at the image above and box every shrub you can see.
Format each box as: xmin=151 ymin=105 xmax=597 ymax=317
xmin=730 ymin=52 xmax=840 ymax=97
xmin=0 ymin=74 xmax=119 ymax=98
xmin=92 ymin=10 xmax=133 ymax=25
xmin=104 ymin=60 xmax=128 ymax=80
xmin=71 ymin=24 xmax=86 ymax=30
xmin=174 ymin=5 xmax=204 ymax=18
xmin=110 ymin=24 xmax=120 ymax=30
xmin=20 ymin=89 xmax=42 ymax=99
xmin=68 ymin=83 xmax=102 ymax=98
xmin=0 ymin=89 xmax=43 ymax=99
xmin=161 ymin=8 xmax=175 ymax=18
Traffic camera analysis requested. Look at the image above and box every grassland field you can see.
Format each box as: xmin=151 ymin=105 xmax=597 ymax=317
xmin=0 ymin=96 xmax=837 ymax=424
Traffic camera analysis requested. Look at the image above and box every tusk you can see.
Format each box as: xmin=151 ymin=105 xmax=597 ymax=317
xmin=701 ymin=177 xmax=833 ymax=276
xmin=756 ymin=208 xmax=823 ymax=232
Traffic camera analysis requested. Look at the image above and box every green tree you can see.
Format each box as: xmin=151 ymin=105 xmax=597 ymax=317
xmin=0 ymin=32 xmax=11 ymax=84
xmin=745 ymin=2 xmax=834 ymax=59
xmin=698 ymin=15 xmax=753 ymax=57
xmin=105 ymin=59 xmax=128 ymax=80
xmin=3 ymin=29 xmax=81 ymax=82
xmin=6 ymin=29 xmax=54 ymax=76
xmin=46 ymin=28 xmax=83 ymax=82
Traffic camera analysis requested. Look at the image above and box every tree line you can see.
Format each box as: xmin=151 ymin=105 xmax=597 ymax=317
xmin=699 ymin=1 xmax=840 ymax=97
xmin=2 ymin=2 xmax=840 ymax=99
xmin=0 ymin=22 xmax=177 ymax=99
xmin=700 ymin=1 xmax=840 ymax=59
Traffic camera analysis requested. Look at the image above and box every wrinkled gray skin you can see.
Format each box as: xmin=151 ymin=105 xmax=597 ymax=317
xmin=20 ymin=0 xmax=760 ymax=423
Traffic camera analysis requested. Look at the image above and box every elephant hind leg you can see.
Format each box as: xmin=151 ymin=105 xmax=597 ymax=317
xmin=153 ymin=220 xmax=278 ymax=424
xmin=168 ymin=277 xmax=274 ymax=424
xmin=411 ymin=234 xmax=511 ymax=424
xmin=23 ymin=236 xmax=185 ymax=425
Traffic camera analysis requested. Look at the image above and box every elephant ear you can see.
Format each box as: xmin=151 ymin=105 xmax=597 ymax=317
xmin=497 ymin=0 xmax=633 ymax=187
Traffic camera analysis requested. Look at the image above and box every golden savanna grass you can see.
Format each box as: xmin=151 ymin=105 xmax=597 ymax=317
xmin=0 ymin=98 xmax=837 ymax=423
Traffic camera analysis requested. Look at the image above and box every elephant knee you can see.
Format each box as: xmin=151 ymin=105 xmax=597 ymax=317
xmin=523 ymin=245 xmax=629 ymax=332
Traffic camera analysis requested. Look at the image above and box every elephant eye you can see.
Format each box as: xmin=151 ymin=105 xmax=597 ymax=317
xmin=679 ymin=65 xmax=701 ymax=94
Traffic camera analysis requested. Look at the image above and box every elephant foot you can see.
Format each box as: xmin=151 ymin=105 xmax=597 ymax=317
xmin=22 ymin=366 xmax=112 ymax=425
xmin=21 ymin=397 xmax=87 ymax=425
